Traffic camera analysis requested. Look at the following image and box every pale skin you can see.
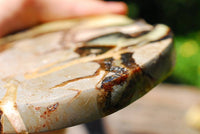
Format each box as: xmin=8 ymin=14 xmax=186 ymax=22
xmin=0 ymin=0 xmax=127 ymax=38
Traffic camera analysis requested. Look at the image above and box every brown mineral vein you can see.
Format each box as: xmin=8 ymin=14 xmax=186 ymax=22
xmin=25 ymin=48 xmax=128 ymax=79
xmin=67 ymin=89 xmax=82 ymax=104
xmin=52 ymin=68 xmax=101 ymax=89
xmin=0 ymin=81 xmax=28 ymax=134
xmin=25 ymin=24 xmax=170 ymax=80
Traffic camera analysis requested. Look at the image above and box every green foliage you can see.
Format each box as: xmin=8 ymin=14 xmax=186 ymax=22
xmin=167 ymin=32 xmax=200 ymax=88
xmin=110 ymin=0 xmax=200 ymax=34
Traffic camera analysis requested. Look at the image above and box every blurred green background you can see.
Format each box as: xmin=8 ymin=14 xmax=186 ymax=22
xmin=107 ymin=0 xmax=200 ymax=88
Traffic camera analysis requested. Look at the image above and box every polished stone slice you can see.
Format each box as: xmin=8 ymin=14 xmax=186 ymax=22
xmin=0 ymin=15 xmax=174 ymax=133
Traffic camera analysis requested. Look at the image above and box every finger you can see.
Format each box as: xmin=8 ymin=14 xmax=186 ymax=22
xmin=0 ymin=0 xmax=38 ymax=37
xmin=0 ymin=0 xmax=128 ymax=37
xmin=36 ymin=0 xmax=128 ymax=22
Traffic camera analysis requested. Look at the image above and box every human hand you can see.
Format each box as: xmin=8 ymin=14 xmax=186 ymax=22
xmin=0 ymin=0 xmax=127 ymax=37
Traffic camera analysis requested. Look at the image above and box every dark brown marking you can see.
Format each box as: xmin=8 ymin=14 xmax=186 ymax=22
xmin=101 ymin=73 xmax=128 ymax=91
xmin=40 ymin=102 xmax=59 ymax=119
xmin=101 ymin=66 xmax=128 ymax=91
xmin=98 ymin=65 xmax=143 ymax=115
xmin=96 ymin=63 xmax=130 ymax=115
xmin=95 ymin=57 xmax=129 ymax=91
xmin=75 ymin=45 xmax=115 ymax=57
xmin=95 ymin=57 xmax=114 ymax=71
xmin=35 ymin=107 xmax=41 ymax=111
xmin=121 ymin=52 xmax=138 ymax=68
xmin=96 ymin=54 xmax=149 ymax=115
xmin=110 ymin=66 xmax=128 ymax=74
xmin=47 ymin=102 xmax=59 ymax=112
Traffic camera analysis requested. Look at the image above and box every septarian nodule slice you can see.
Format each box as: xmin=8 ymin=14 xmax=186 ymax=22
xmin=0 ymin=15 xmax=174 ymax=133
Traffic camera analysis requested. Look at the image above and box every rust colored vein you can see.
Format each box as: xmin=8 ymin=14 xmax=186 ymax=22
xmin=68 ymin=89 xmax=82 ymax=104
xmin=52 ymin=68 xmax=101 ymax=89
xmin=26 ymin=54 xmax=78 ymax=77
xmin=25 ymin=48 xmax=128 ymax=79
xmin=24 ymin=24 xmax=169 ymax=80
xmin=0 ymin=81 xmax=28 ymax=134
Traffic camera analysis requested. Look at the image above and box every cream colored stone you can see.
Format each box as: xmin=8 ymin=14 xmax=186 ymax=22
xmin=0 ymin=15 xmax=174 ymax=133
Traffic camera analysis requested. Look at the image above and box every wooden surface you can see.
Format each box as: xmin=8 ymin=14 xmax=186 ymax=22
xmin=47 ymin=84 xmax=200 ymax=134
xmin=103 ymin=84 xmax=200 ymax=134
